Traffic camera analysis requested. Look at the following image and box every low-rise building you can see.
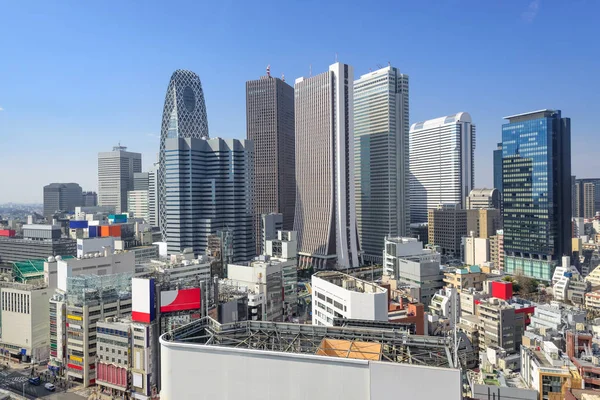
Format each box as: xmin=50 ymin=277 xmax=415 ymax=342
xmin=529 ymin=303 xmax=586 ymax=332
xmin=444 ymin=265 xmax=487 ymax=291
xmin=311 ymin=271 xmax=388 ymax=326
xmin=427 ymin=204 xmax=467 ymax=260
xmin=227 ymin=259 xmax=284 ymax=322
xmin=464 ymin=236 xmax=490 ymax=266
xmin=489 ymin=230 xmax=504 ymax=271
xmin=429 ymin=287 xmax=459 ymax=327
xmin=383 ymin=237 xmax=443 ymax=306
xmin=265 ymin=231 xmax=298 ymax=319
xmin=521 ymin=341 xmax=583 ymax=400
xmin=0 ymin=224 xmax=76 ymax=264
xmin=585 ymin=290 xmax=600 ymax=311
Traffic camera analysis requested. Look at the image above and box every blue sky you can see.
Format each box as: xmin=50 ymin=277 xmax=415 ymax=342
xmin=0 ymin=0 xmax=598 ymax=203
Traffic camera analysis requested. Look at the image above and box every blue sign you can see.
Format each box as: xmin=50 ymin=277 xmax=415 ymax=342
xmin=20 ymin=349 xmax=26 ymax=355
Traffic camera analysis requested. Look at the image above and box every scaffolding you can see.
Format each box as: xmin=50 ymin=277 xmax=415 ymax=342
xmin=66 ymin=271 xmax=133 ymax=306
xmin=163 ymin=317 xmax=464 ymax=369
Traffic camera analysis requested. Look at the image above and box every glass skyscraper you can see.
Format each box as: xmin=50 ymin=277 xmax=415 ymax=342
xmin=493 ymin=143 xmax=503 ymax=194
xmin=158 ymin=70 xmax=209 ymax=242
xmin=354 ymin=66 xmax=409 ymax=263
xmin=163 ymin=137 xmax=254 ymax=261
xmin=502 ymin=110 xmax=571 ymax=281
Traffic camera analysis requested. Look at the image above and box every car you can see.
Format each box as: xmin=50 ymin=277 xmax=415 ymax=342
xmin=44 ymin=383 xmax=55 ymax=391
xmin=28 ymin=377 xmax=41 ymax=385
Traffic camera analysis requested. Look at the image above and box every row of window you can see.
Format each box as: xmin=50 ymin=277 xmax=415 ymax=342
xmin=1 ymin=291 xmax=30 ymax=314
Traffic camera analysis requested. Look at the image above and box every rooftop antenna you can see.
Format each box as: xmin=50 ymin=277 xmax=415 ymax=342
xmin=266 ymin=65 xmax=271 ymax=78
xmin=388 ymin=61 xmax=391 ymax=67
xmin=281 ymin=73 xmax=285 ymax=82
xmin=377 ymin=63 xmax=383 ymax=69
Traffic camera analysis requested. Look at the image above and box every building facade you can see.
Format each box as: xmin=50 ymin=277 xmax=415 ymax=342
xmin=98 ymin=145 xmax=142 ymax=214
xmin=466 ymin=188 xmax=500 ymax=210
xmin=573 ymin=178 xmax=600 ymax=219
xmin=44 ymin=183 xmax=83 ymax=219
xmin=409 ymin=112 xmax=475 ymax=223
xmin=311 ymin=271 xmax=388 ymax=326
xmin=427 ymin=204 xmax=467 ymax=260
xmin=502 ymin=110 xmax=571 ymax=281
xmin=0 ymin=225 xmax=76 ymax=264
xmin=82 ymin=191 xmax=98 ymax=207
xmin=163 ymin=137 xmax=254 ymax=262
xmin=158 ymin=69 xmax=209 ymax=240
xmin=128 ymin=190 xmax=149 ymax=222
xmin=265 ymin=230 xmax=298 ymax=318
xmin=246 ymin=74 xmax=295 ymax=254
xmin=294 ymin=62 xmax=360 ymax=270
xmin=354 ymin=66 xmax=410 ymax=263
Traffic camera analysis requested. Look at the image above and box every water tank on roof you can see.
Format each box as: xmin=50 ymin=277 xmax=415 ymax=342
xmin=55 ymin=255 xmax=62 ymax=261
xmin=182 ymin=260 xmax=191 ymax=266
xmin=48 ymin=256 xmax=55 ymax=262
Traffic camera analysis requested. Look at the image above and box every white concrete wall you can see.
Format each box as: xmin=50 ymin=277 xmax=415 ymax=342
xmin=160 ymin=339 xmax=462 ymax=400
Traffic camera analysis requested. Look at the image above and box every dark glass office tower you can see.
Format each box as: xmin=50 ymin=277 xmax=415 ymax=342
xmin=502 ymin=110 xmax=571 ymax=281
xmin=493 ymin=143 xmax=503 ymax=194
xmin=246 ymin=73 xmax=295 ymax=255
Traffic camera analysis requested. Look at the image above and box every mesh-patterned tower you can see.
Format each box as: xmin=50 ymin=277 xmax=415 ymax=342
xmin=158 ymin=70 xmax=209 ymax=241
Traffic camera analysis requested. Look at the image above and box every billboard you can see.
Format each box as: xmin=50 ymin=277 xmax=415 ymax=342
xmin=161 ymin=288 xmax=201 ymax=313
xmin=69 ymin=220 xmax=89 ymax=229
xmin=132 ymin=278 xmax=156 ymax=323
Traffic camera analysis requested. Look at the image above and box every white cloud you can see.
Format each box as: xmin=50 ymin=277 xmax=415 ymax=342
xmin=0 ymin=107 xmax=4 ymax=111
xmin=522 ymin=0 xmax=540 ymax=22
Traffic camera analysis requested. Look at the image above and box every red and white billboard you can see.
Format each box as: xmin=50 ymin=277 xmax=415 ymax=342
xmin=160 ymin=288 xmax=201 ymax=313
xmin=132 ymin=278 xmax=156 ymax=323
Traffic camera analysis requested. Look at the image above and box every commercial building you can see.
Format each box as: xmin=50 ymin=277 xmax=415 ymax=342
xmin=520 ymin=341 xmax=582 ymax=400
xmin=443 ymin=265 xmax=487 ymax=291
xmin=127 ymin=190 xmax=149 ymax=221
xmin=427 ymin=204 xmax=467 ymax=260
xmin=265 ymin=230 xmax=298 ymax=318
xmin=494 ymin=143 xmax=503 ymax=196
xmin=82 ymin=191 xmax=97 ymax=207
xmin=354 ymin=66 xmax=410 ymax=262
xmin=466 ymin=188 xmax=500 ymax=210
xmin=163 ymin=137 xmax=254 ymax=262
xmin=147 ymin=162 xmax=159 ymax=228
xmin=502 ymin=110 xmax=571 ymax=281
xmin=261 ymin=213 xmax=283 ymax=254
xmin=382 ymin=237 xmax=443 ymax=306
xmin=311 ymin=271 xmax=387 ymax=326
xmin=429 ymin=287 xmax=459 ymax=326
xmin=49 ymin=272 xmax=133 ymax=386
xmin=158 ymin=69 xmax=209 ymax=240
xmin=294 ymin=62 xmax=360 ymax=270
xmin=246 ymin=72 xmax=295 ymax=254
xmin=96 ymin=317 xmax=157 ymax=399
xmin=159 ymin=317 xmax=462 ymax=400
xmin=98 ymin=145 xmax=142 ymax=214
xmin=0 ymin=281 xmax=51 ymax=362
xmin=529 ymin=303 xmax=586 ymax=332
xmin=0 ymin=224 xmax=76 ymax=265
xmin=409 ymin=112 xmax=475 ymax=223
xmin=490 ymin=230 xmax=505 ymax=271
xmin=464 ymin=236 xmax=490 ymax=266
xmin=226 ymin=259 xmax=284 ymax=322
xmin=573 ymin=178 xmax=600 ymax=219
xmin=479 ymin=298 xmax=524 ymax=353
xmin=43 ymin=183 xmax=83 ymax=219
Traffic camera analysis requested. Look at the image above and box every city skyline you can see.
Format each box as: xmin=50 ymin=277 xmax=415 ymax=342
xmin=1 ymin=2 xmax=598 ymax=203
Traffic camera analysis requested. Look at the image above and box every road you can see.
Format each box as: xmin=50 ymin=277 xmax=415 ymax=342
xmin=0 ymin=368 xmax=84 ymax=399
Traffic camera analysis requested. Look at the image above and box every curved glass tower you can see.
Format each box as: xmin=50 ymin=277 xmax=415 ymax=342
xmin=158 ymin=70 xmax=209 ymax=240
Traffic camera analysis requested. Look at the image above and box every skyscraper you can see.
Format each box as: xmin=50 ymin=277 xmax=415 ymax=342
xmin=246 ymin=72 xmax=295 ymax=254
xmin=82 ymin=191 xmax=98 ymax=207
xmin=294 ymin=62 xmax=360 ymax=270
xmin=43 ymin=183 xmax=83 ymax=218
xmin=354 ymin=66 xmax=409 ymax=263
xmin=98 ymin=145 xmax=142 ymax=214
xmin=573 ymin=178 xmax=600 ymax=218
xmin=493 ymin=142 xmax=503 ymax=209
xmin=502 ymin=110 xmax=571 ymax=281
xmin=158 ymin=70 xmax=209 ymax=239
xmin=163 ymin=137 xmax=254 ymax=262
xmin=409 ymin=112 xmax=476 ymax=223
xmin=147 ymin=162 xmax=159 ymax=228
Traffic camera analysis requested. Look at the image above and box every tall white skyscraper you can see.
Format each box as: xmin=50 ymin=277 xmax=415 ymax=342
xmin=98 ymin=145 xmax=142 ymax=214
xmin=409 ymin=112 xmax=475 ymax=223
xmin=354 ymin=66 xmax=409 ymax=263
xmin=294 ymin=62 xmax=360 ymax=270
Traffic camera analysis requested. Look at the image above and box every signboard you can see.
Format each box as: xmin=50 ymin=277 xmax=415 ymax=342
xmin=160 ymin=288 xmax=201 ymax=313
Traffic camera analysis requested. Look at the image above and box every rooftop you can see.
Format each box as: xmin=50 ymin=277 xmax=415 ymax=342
xmin=410 ymin=112 xmax=472 ymax=131
xmin=162 ymin=317 xmax=463 ymax=369
xmin=313 ymin=271 xmax=387 ymax=294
